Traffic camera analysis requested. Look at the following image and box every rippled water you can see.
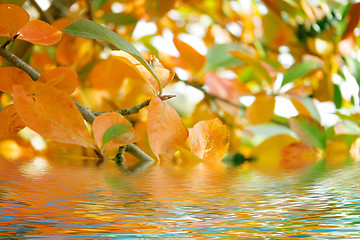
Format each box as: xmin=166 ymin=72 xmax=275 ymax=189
xmin=1 ymin=154 xmax=360 ymax=239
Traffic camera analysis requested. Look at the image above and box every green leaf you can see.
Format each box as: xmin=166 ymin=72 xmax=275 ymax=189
xmin=102 ymin=13 xmax=138 ymax=26
xmin=346 ymin=57 xmax=360 ymax=86
xmin=289 ymin=116 xmax=327 ymax=149
xmin=333 ymin=84 xmax=342 ymax=109
xmin=204 ymin=44 xmax=244 ymax=71
xmin=101 ymin=123 xmax=132 ymax=150
xmin=282 ymin=59 xmax=323 ymax=87
xmin=63 ymin=18 xmax=162 ymax=93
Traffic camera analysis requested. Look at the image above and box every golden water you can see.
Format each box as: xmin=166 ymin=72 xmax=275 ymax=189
xmin=1 ymin=154 xmax=360 ymax=239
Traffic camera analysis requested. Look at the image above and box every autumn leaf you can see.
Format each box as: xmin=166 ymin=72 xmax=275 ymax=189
xmin=63 ymin=18 xmax=161 ymax=92
xmin=147 ymin=96 xmax=188 ymax=158
xmin=111 ymin=50 xmax=174 ymax=93
xmin=189 ymin=118 xmax=229 ymax=164
xmin=89 ymin=57 xmax=143 ymax=93
xmin=13 ymin=82 xmax=94 ymax=148
xmin=17 ymin=20 xmax=62 ymax=45
xmin=0 ymin=4 xmax=29 ymax=37
xmin=173 ymin=38 xmax=206 ymax=75
xmin=251 ymin=134 xmax=298 ymax=171
xmin=280 ymin=142 xmax=319 ymax=170
xmin=92 ymin=112 xmax=138 ymax=152
xmin=0 ymin=67 xmax=33 ymax=93
xmin=38 ymin=67 xmax=78 ymax=95
xmin=245 ymin=95 xmax=275 ymax=125
xmin=0 ymin=104 xmax=25 ymax=140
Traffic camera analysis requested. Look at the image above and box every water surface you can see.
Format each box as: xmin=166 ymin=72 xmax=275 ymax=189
xmin=1 ymin=154 xmax=360 ymax=239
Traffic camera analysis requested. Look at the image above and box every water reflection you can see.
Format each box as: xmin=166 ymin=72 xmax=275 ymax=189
xmin=1 ymin=154 xmax=360 ymax=239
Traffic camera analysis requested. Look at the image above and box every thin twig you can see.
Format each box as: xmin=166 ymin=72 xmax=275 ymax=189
xmin=29 ymin=0 xmax=54 ymax=23
xmin=93 ymin=94 xmax=176 ymax=116
xmin=85 ymin=0 xmax=94 ymax=21
xmin=0 ymin=48 xmax=40 ymax=80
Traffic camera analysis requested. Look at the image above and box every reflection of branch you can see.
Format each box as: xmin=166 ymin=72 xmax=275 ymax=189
xmin=93 ymin=94 xmax=176 ymax=117
xmin=0 ymin=47 xmax=155 ymax=169
xmin=29 ymin=0 xmax=54 ymax=23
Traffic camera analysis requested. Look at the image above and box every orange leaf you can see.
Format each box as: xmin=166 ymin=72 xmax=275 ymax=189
xmin=111 ymin=50 xmax=174 ymax=93
xmin=245 ymin=95 xmax=275 ymax=125
xmin=147 ymin=96 xmax=188 ymax=158
xmin=0 ymin=104 xmax=25 ymax=140
xmin=251 ymin=134 xmax=298 ymax=171
xmin=0 ymin=4 xmax=29 ymax=37
xmin=89 ymin=58 xmax=142 ymax=93
xmin=38 ymin=67 xmax=78 ymax=95
xmin=173 ymin=38 xmax=206 ymax=75
xmin=326 ymin=139 xmax=349 ymax=166
xmin=0 ymin=67 xmax=33 ymax=93
xmin=280 ymin=142 xmax=319 ymax=170
xmin=92 ymin=112 xmax=138 ymax=152
xmin=18 ymin=20 xmax=62 ymax=45
xmin=13 ymin=82 xmax=94 ymax=148
xmin=189 ymin=118 xmax=229 ymax=164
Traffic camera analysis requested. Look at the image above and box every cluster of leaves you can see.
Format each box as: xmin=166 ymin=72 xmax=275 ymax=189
xmin=0 ymin=0 xmax=360 ymax=172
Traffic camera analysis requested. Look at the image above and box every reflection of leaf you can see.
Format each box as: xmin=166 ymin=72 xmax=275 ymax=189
xmin=245 ymin=95 xmax=275 ymax=125
xmin=13 ymin=82 xmax=94 ymax=148
xmin=289 ymin=116 xmax=326 ymax=149
xmin=147 ymin=96 xmax=188 ymax=158
xmin=63 ymin=18 xmax=161 ymax=92
xmin=93 ymin=112 xmax=138 ymax=151
xmin=0 ymin=104 xmax=25 ymax=140
xmin=189 ymin=118 xmax=229 ymax=163
xmin=282 ymin=59 xmax=323 ymax=87
xmin=204 ymin=44 xmax=244 ymax=71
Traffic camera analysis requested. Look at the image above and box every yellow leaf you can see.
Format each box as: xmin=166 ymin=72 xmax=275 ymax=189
xmin=251 ymin=134 xmax=298 ymax=171
xmin=189 ymin=118 xmax=229 ymax=165
xmin=245 ymin=95 xmax=275 ymax=125
xmin=147 ymin=96 xmax=189 ymax=159
xmin=111 ymin=50 xmax=174 ymax=93
xmin=326 ymin=139 xmax=349 ymax=166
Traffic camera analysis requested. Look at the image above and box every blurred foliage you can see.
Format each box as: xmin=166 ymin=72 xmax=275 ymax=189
xmin=1 ymin=0 xmax=360 ymax=172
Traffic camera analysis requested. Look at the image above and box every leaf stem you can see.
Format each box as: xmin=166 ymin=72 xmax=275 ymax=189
xmin=85 ymin=0 xmax=94 ymax=21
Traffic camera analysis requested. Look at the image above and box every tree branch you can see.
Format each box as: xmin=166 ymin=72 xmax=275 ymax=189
xmin=85 ymin=0 xmax=94 ymax=21
xmin=0 ymin=47 xmax=155 ymax=166
xmin=93 ymin=94 xmax=176 ymax=117
xmin=29 ymin=0 xmax=54 ymax=23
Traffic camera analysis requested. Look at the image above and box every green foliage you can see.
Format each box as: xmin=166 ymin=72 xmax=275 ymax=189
xmin=101 ymin=123 xmax=132 ymax=150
